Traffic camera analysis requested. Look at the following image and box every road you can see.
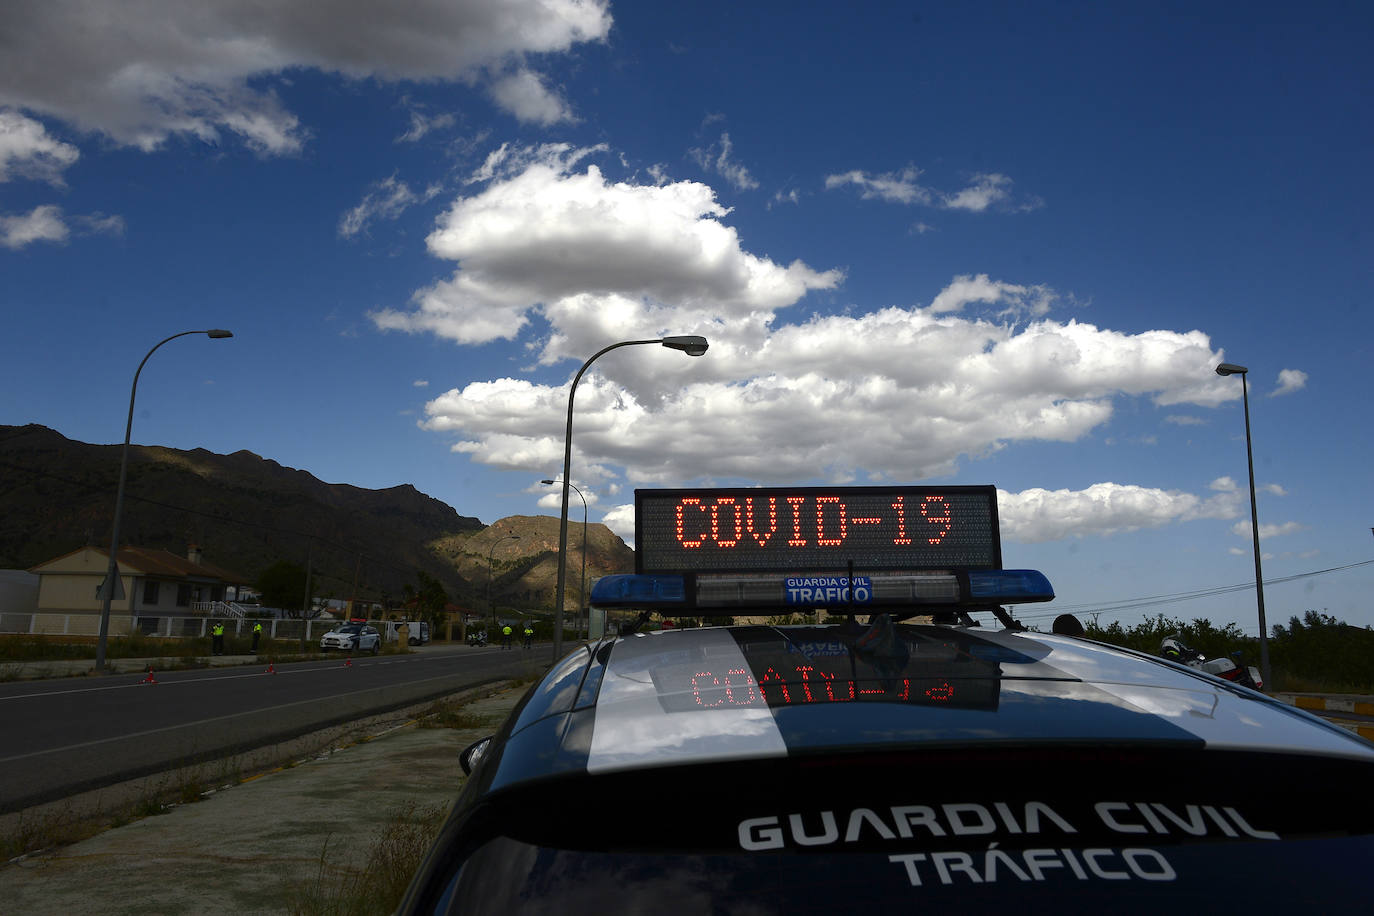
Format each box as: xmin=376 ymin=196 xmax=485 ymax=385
xmin=0 ymin=644 xmax=550 ymax=813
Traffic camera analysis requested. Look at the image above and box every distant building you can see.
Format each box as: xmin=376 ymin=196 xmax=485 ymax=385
xmin=27 ymin=545 xmax=248 ymax=635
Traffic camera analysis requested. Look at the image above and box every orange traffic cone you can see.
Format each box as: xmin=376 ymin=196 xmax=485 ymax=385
xmin=343 ymin=657 xmax=353 ymax=668
xmin=264 ymin=662 xmax=276 ymax=674
xmin=142 ymin=666 xmax=157 ymax=684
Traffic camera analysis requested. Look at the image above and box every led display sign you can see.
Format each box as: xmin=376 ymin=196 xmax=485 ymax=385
xmin=646 ymin=631 xmax=1003 ymax=713
xmin=635 ymin=486 xmax=1001 ymax=574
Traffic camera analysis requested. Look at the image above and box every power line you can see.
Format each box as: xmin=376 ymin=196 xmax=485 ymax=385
xmin=1016 ymin=558 xmax=1374 ymax=623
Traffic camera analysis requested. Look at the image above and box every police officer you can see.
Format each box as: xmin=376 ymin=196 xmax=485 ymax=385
xmin=523 ymin=625 xmax=534 ymax=649
xmin=251 ymin=620 xmax=262 ymax=652
xmin=502 ymin=624 xmax=513 ymax=649
xmin=211 ymin=620 xmax=225 ymax=655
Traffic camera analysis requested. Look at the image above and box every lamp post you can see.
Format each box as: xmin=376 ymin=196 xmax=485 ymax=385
xmin=542 ymin=478 xmax=587 ymax=640
xmin=551 ymin=335 xmax=708 ymax=661
xmin=96 ymin=329 xmax=234 ymax=673
xmin=1215 ymin=362 xmax=1271 ymax=688
xmin=487 ymin=534 xmax=520 ymax=633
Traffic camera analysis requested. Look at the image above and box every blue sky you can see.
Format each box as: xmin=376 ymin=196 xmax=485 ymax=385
xmin=2 ymin=0 xmax=1371 ymax=633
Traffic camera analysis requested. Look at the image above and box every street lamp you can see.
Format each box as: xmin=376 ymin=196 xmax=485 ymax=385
xmin=487 ymin=534 xmax=521 ymax=633
xmin=551 ymin=336 xmax=708 ymax=661
xmin=542 ymin=478 xmax=587 ymax=640
xmin=1215 ymin=362 xmax=1271 ymax=688
xmin=96 ymin=329 xmax=234 ymax=673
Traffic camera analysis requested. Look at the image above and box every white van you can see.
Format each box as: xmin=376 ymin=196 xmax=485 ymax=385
xmin=381 ymin=620 xmax=431 ymax=645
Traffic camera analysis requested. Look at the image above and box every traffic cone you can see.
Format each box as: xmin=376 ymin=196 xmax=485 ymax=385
xmin=142 ymin=666 xmax=157 ymax=684
xmin=343 ymin=657 xmax=352 ymax=668
xmin=264 ymin=661 xmax=276 ymax=674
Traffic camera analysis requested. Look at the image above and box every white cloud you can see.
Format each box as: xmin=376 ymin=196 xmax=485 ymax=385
xmin=825 ymin=166 xmax=930 ymax=204
xmin=489 ymin=69 xmax=577 ymax=126
xmin=689 ymin=133 xmax=759 ymax=191
xmin=1 ymin=204 xmax=68 ymax=248
xmin=340 ymin=175 xmax=443 ymax=238
xmin=927 ymin=273 xmax=1052 ymax=318
xmin=1231 ymin=519 xmax=1304 ymax=540
xmin=396 ymin=108 xmax=457 ymax=143
xmin=1271 ymin=368 xmax=1307 ymax=396
xmin=374 ymin=144 xmax=841 ymax=355
xmin=0 ymin=110 xmax=79 ymax=185
xmin=996 ymin=483 xmax=1237 ymax=543
xmin=0 ymin=0 xmax=611 ymax=154
xmin=1165 ymin=414 xmax=1206 ymax=426
xmin=597 ymin=482 xmax=1241 ymax=547
xmin=941 ymin=173 xmax=1013 ymax=212
xmin=413 ymin=379 xmax=430 ymax=388
xmin=385 ymin=147 xmax=1247 ymax=542
xmin=826 ymin=166 xmax=1040 ymax=213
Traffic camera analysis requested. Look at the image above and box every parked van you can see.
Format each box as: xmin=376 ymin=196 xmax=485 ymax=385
xmin=381 ymin=620 xmax=430 ymax=645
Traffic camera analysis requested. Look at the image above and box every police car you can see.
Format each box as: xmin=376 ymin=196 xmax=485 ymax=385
xmin=400 ymin=486 xmax=1374 ymax=914
xmin=319 ymin=622 xmax=381 ymax=654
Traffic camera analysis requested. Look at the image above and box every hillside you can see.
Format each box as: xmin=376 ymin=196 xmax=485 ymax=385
xmin=0 ymin=425 xmax=633 ymax=610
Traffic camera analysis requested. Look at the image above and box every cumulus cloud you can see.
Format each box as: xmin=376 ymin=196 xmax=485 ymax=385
xmin=1270 ymin=368 xmax=1308 ymax=396
xmin=339 ymin=175 xmax=443 ymax=238
xmin=372 ymin=143 xmax=841 ymax=355
xmin=489 ymin=69 xmax=577 ymax=126
xmin=996 ymin=483 xmax=1238 ymax=543
xmin=0 ymin=0 xmax=611 ymax=153
xmin=0 ymin=110 xmax=79 ymax=185
xmin=382 ymin=145 xmax=1247 ymax=544
xmin=593 ymin=482 xmax=1243 ymax=546
xmin=0 ymin=204 xmax=68 ymax=248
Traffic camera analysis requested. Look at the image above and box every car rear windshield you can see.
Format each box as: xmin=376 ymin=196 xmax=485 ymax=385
xmin=408 ymin=745 xmax=1374 ymax=914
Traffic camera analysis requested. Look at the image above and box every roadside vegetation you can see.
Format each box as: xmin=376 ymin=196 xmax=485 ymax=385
xmin=287 ymin=802 xmax=447 ymax=916
xmin=1081 ymin=610 xmax=1374 ymax=693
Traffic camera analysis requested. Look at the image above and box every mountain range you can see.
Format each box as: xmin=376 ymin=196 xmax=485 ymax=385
xmin=0 ymin=424 xmax=633 ymax=611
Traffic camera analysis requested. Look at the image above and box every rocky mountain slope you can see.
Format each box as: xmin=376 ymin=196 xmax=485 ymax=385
xmin=0 ymin=425 xmax=632 ymax=610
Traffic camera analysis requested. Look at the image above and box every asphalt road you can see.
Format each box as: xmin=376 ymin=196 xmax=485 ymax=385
xmin=0 ymin=644 xmax=550 ymax=813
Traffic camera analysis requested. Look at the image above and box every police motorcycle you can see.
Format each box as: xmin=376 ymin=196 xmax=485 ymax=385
xmin=466 ymin=629 xmax=488 ymax=647
xmin=1160 ymin=635 xmax=1263 ymax=691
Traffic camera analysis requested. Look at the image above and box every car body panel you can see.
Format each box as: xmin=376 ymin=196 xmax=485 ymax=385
xmin=402 ymin=620 xmax=1374 ymax=914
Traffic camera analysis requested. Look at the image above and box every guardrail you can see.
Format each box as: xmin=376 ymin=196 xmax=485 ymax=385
xmin=1273 ymin=693 xmax=1374 ymax=741
xmin=0 ymin=613 xmax=332 ymax=640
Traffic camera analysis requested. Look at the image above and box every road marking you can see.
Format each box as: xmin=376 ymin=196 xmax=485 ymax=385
xmin=0 ymin=666 xmax=488 ymax=764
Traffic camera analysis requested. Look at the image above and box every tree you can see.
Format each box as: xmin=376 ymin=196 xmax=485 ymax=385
xmin=256 ymin=560 xmax=311 ymax=614
xmin=412 ymin=570 xmax=450 ymax=631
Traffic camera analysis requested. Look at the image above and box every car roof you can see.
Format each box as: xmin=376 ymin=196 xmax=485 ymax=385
xmin=483 ymin=621 xmax=1374 ymax=795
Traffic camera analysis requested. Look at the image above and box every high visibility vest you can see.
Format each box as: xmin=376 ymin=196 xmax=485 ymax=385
xmin=503 ymin=627 xmax=512 ymax=636
xmin=253 ymin=623 xmax=262 ymax=633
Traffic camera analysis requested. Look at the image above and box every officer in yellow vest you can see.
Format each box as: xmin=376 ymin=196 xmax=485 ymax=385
xmin=212 ymin=621 xmax=225 ymax=655
xmin=523 ymin=625 xmax=534 ymax=649
xmin=251 ymin=621 xmax=262 ymax=652
xmin=501 ymin=624 xmax=513 ymax=649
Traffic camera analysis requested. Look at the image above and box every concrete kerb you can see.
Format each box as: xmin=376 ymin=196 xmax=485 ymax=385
xmin=1272 ymin=692 xmax=1374 ymax=741
xmin=0 ymin=683 xmax=527 ymax=911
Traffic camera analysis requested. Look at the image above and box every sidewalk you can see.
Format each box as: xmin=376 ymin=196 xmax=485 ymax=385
xmin=0 ymin=683 xmax=525 ymax=915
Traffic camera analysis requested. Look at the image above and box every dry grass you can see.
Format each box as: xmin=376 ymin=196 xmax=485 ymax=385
xmin=286 ymin=802 xmax=447 ymax=916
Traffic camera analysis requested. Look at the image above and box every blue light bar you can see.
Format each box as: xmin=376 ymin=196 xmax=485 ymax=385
xmin=591 ymin=574 xmax=687 ymax=606
xmin=968 ymin=569 xmax=1054 ymax=603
